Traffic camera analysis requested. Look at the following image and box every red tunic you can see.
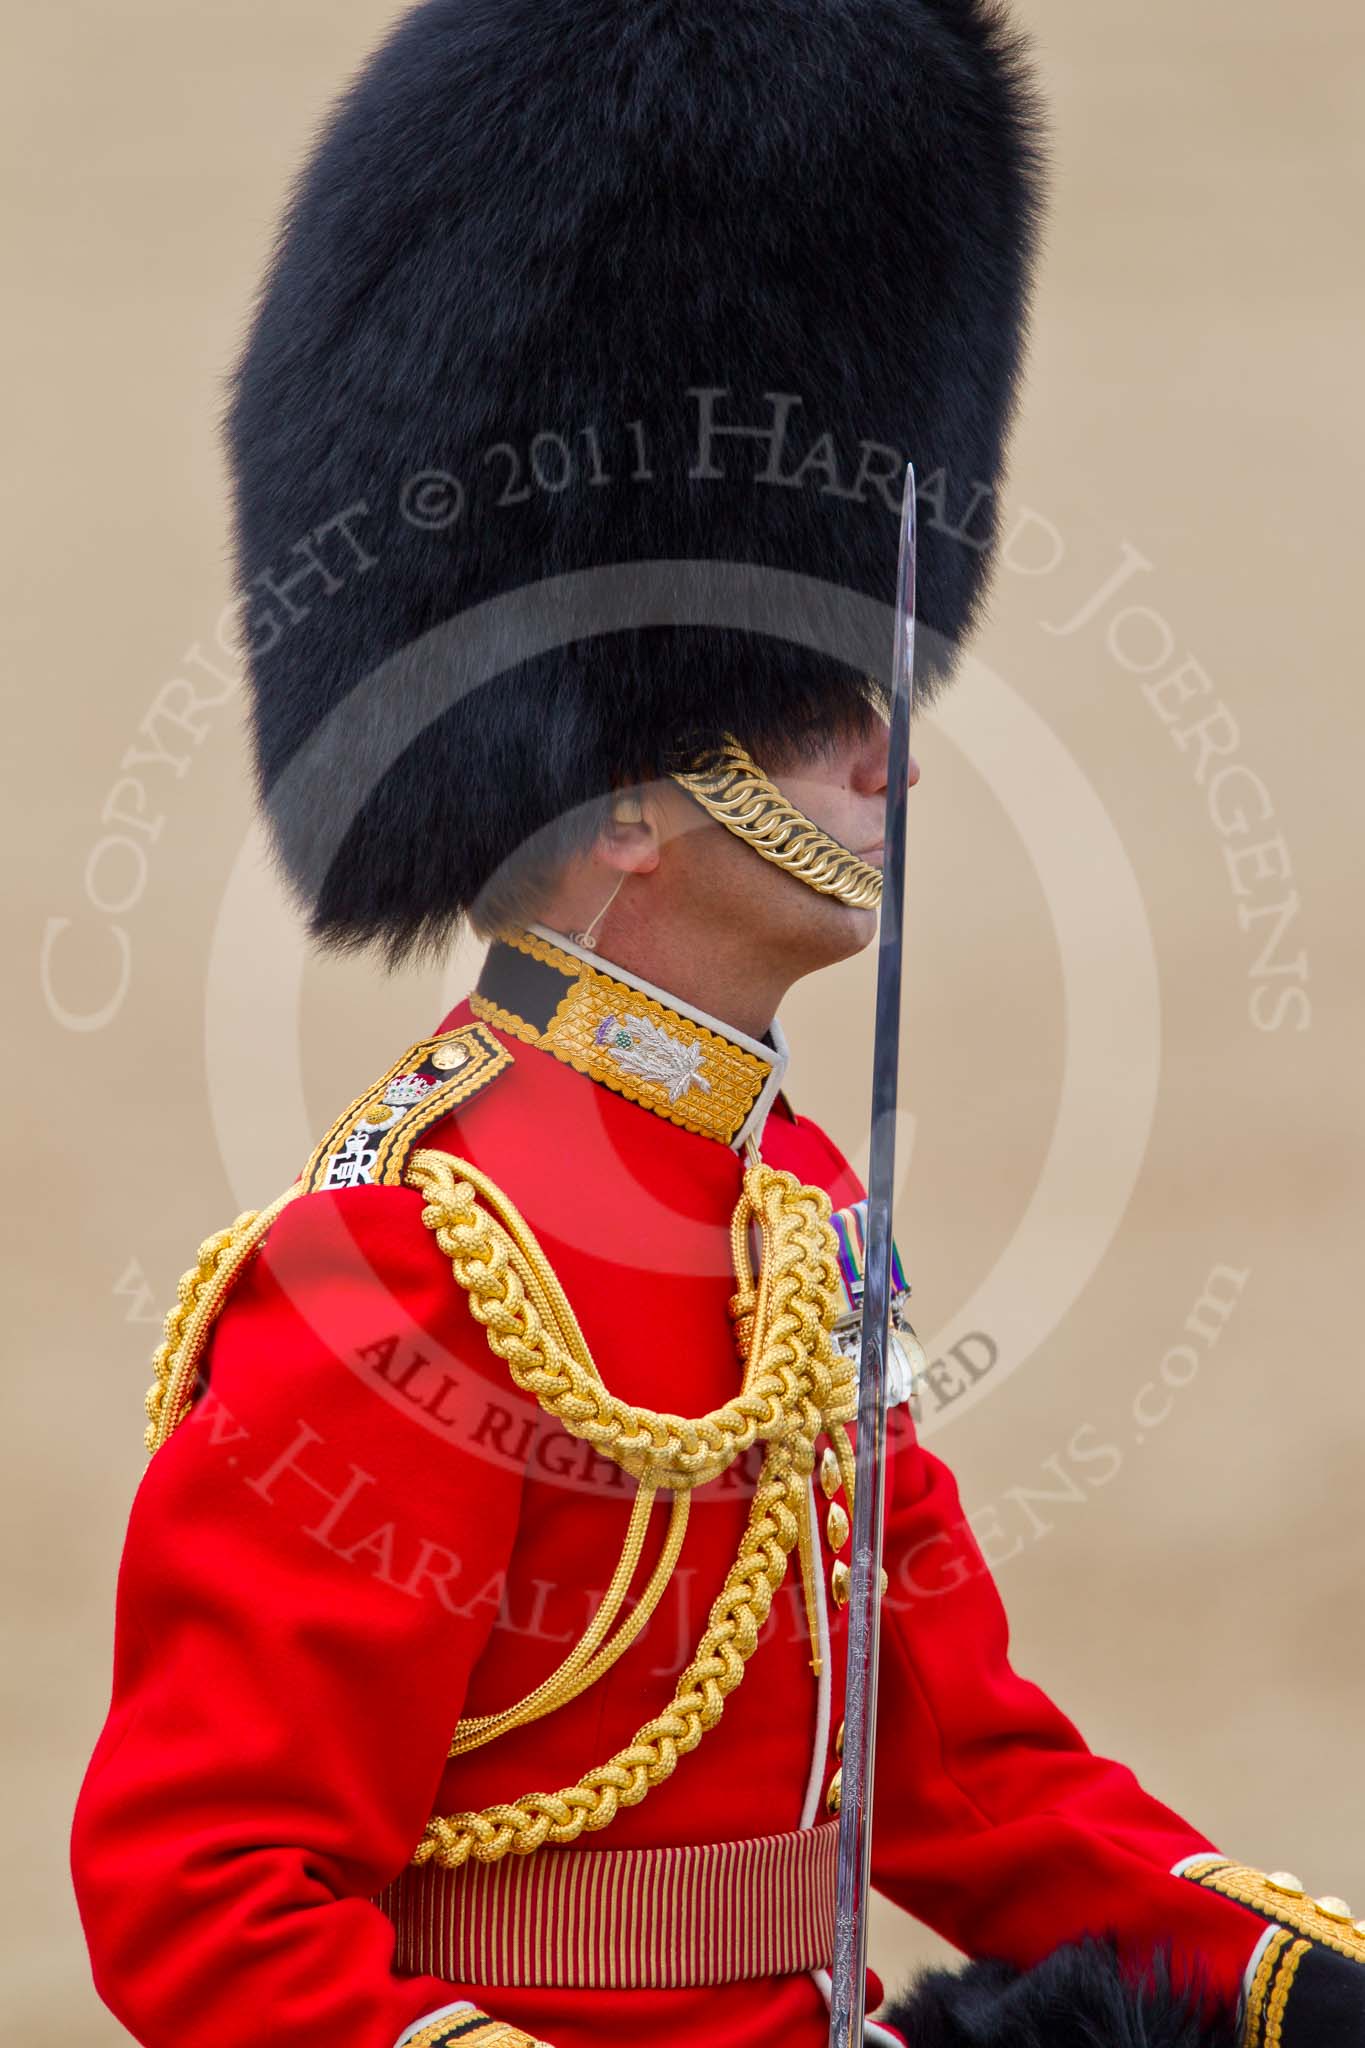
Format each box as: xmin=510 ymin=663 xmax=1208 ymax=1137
xmin=71 ymin=993 xmax=1266 ymax=2047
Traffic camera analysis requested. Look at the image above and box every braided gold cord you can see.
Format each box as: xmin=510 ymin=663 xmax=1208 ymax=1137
xmin=417 ymin=1442 xmax=807 ymax=1866
xmin=405 ymin=1147 xmax=855 ymax=1867
xmin=407 ymin=1151 xmax=849 ymax=1494
xmin=672 ymin=739 xmax=884 ymax=911
xmin=140 ymin=1147 xmax=858 ymax=1868
xmin=730 ymin=1174 xmax=859 ymax=1549
xmin=143 ymin=1189 xmax=302 ymax=1454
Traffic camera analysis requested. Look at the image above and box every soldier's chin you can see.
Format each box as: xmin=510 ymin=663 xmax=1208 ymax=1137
xmin=803 ymin=892 xmax=880 ymax=966
xmin=844 ymin=901 xmax=881 ymax=950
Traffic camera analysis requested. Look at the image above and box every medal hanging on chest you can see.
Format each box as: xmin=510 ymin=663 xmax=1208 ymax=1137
xmin=827 ymin=1199 xmax=925 ymax=1417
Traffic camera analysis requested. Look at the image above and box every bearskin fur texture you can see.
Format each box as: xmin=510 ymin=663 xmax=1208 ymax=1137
xmin=226 ymin=0 xmax=1045 ymax=954
xmin=882 ymin=1941 xmax=1240 ymax=2048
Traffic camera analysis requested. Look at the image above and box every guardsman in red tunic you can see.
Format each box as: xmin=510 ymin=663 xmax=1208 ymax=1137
xmin=71 ymin=4 xmax=1365 ymax=2045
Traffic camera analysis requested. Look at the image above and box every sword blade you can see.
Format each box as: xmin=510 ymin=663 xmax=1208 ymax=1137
xmin=827 ymin=462 xmax=917 ymax=2048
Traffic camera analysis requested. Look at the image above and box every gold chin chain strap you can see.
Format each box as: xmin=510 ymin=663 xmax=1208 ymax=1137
xmin=405 ymin=1146 xmax=858 ymax=1868
xmin=670 ymin=736 xmax=884 ymax=912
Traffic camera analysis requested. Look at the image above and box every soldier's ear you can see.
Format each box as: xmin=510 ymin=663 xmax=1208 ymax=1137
xmin=595 ymin=789 xmax=661 ymax=876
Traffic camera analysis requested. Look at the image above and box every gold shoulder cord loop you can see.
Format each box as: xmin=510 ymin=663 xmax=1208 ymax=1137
xmin=143 ymin=1187 xmax=304 ymax=1455
xmin=141 ymin=1144 xmax=858 ymax=1870
xmin=405 ymin=1146 xmax=857 ymax=1867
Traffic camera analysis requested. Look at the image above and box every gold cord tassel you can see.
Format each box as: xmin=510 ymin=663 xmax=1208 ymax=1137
xmin=794 ymin=1476 xmax=824 ymax=1677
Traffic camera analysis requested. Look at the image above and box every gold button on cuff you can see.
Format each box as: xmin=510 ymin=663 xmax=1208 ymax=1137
xmin=819 ymin=1446 xmax=841 ymax=1500
xmin=826 ymin=1502 xmax=850 ymax=1553
xmin=1266 ymin=1873 xmax=1306 ymax=1897
xmin=835 ymin=1719 xmax=844 ymax=1759
xmin=825 ymin=1768 xmax=842 ymax=1816
xmin=1315 ymin=1897 xmax=1354 ymax=1923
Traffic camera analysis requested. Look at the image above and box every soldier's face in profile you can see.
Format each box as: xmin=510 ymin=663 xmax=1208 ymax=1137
xmin=762 ymin=714 xmax=920 ymax=892
xmin=636 ymin=716 xmax=918 ymax=983
xmin=720 ymin=714 xmax=920 ymax=969
xmin=535 ymin=713 xmax=918 ymax=1015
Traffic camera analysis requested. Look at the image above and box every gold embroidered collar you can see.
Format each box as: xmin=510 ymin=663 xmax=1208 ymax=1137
xmin=471 ymin=926 xmax=789 ymax=1149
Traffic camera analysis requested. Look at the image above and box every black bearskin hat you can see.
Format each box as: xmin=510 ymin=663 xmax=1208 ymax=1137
xmin=884 ymin=1940 xmax=1239 ymax=2048
xmin=226 ymin=0 xmax=1045 ymax=957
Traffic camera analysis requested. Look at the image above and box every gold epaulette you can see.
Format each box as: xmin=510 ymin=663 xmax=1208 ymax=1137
xmin=143 ymin=1022 xmax=512 ymax=1455
xmin=301 ymin=1020 xmax=511 ymax=1192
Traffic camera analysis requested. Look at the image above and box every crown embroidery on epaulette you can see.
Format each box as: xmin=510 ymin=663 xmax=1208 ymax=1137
xmin=302 ymin=1020 xmax=512 ymax=1193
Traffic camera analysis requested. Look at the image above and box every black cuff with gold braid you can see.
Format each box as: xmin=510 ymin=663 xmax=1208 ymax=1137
xmin=399 ymin=2009 xmax=553 ymax=2048
xmin=1178 ymin=1858 xmax=1365 ymax=2046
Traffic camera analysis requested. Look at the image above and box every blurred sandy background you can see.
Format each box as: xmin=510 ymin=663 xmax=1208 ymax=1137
xmin=4 ymin=1 xmax=1363 ymax=2040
